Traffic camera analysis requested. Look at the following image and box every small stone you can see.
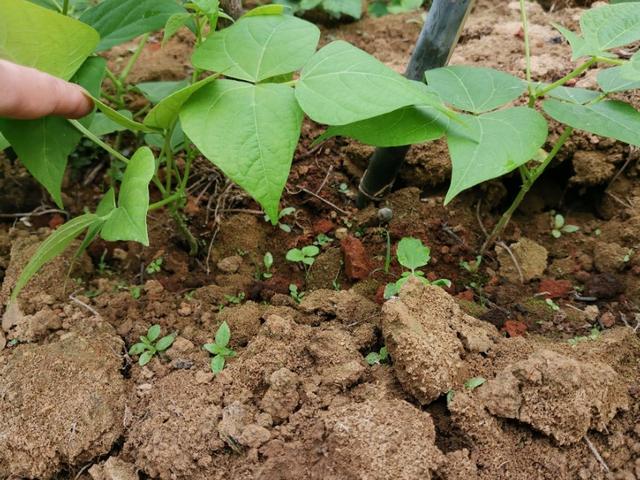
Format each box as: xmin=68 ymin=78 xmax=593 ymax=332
xmin=538 ymin=278 xmax=572 ymax=299
xmin=377 ymin=207 xmax=393 ymax=223
xmin=195 ymin=370 xmax=214 ymax=384
xmin=217 ymin=255 xmax=243 ymax=274
xmin=341 ymin=236 xmax=372 ymax=280
xmin=497 ymin=238 xmax=548 ymax=283
xmin=501 ymin=320 xmax=527 ymax=337
xmin=144 ymin=280 xmax=164 ymax=299
xmin=112 ymin=248 xmax=128 ymax=261
xmin=599 ymin=311 xmax=616 ymax=329
xmin=584 ymin=305 xmax=599 ymax=322
xmin=335 ymin=227 xmax=348 ymax=240
xmin=312 ymin=219 xmax=334 ymax=234
xmin=240 ymin=424 xmax=271 ymax=448
xmin=177 ymin=303 xmax=192 ymax=317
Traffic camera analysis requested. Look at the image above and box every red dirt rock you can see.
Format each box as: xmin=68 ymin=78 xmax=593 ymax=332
xmin=341 ymin=235 xmax=373 ymax=280
xmin=538 ymin=278 xmax=573 ymax=299
xmin=502 ymin=319 xmax=528 ymax=337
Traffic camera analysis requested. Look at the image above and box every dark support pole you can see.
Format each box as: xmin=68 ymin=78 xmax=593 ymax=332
xmin=356 ymin=0 xmax=475 ymax=208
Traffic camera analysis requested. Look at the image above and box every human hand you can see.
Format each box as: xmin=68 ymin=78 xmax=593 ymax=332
xmin=0 ymin=60 xmax=94 ymax=120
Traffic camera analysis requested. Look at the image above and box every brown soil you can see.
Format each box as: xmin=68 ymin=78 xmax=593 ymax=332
xmin=2 ymin=0 xmax=640 ymax=479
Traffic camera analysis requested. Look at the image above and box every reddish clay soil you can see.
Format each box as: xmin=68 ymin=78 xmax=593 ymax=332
xmin=2 ymin=1 xmax=640 ymax=479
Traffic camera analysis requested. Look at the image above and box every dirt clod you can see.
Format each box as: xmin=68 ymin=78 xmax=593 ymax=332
xmin=341 ymin=235 xmax=373 ymax=280
xmin=497 ymin=238 xmax=548 ymax=283
xmin=479 ymin=349 xmax=629 ymax=445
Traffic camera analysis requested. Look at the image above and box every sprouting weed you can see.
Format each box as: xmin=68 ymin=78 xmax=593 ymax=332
xmin=365 ymin=346 xmax=389 ymax=365
xmin=203 ymin=321 xmax=236 ymax=374
xmin=128 ymin=324 xmax=175 ymax=367
xmin=384 ymin=237 xmax=451 ymax=299
xmin=145 ymin=257 xmax=163 ymax=275
xmin=289 ymin=284 xmax=305 ymax=303
xmin=550 ymin=213 xmax=579 ymax=239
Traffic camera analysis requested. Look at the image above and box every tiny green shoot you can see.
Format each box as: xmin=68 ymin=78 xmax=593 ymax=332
xmin=203 ymin=321 xmax=236 ymax=373
xmin=289 ymin=284 xmax=304 ymax=303
xmin=262 ymin=252 xmax=274 ymax=279
xmin=365 ymin=346 xmax=389 ymax=365
xmin=551 ymin=213 xmax=579 ymax=239
xmin=464 ymin=377 xmax=486 ymax=390
xmin=128 ymin=324 xmax=175 ymax=366
xmin=146 ymin=257 xmax=163 ymax=275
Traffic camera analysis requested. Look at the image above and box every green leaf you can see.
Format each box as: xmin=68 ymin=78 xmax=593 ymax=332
xmin=136 ymin=80 xmax=190 ymax=104
xmin=581 ymin=2 xmax=640 ymax=51
xmin=155 ymin=335 xmax=175 ymax=351
xmin=315 ymin=105 xmax=448 ymax=147
xmin=128 ymin=343 xmax=147 ymax=355
xmin=0 ymin=0 xmax=99 ymax=80
xmin=0 ymin=133 xmax=9 ymax=151
xmin=397 ymin=237 xmax=430 ymax=270
xmin=286 ymin=249 xmax=305 ymax=262
xmin=464 ymin=376 xmax=486 ymax=390
xmin=211 ymin=354 xmax=226 ymax=373
xmin=139 ymin=350 xmax=154 ymax=366
xmin=215 ymin=321 xmax=231 ymax=347
xmin=242 ymin=5 xmax=287 ymax=16
xmin=89 ymin=95 xmax=157 ymax=133
xmin=321 ymin=0 xmax=362 ymax=18
xmin=365 ymin=352 xmax=381 ymax=365
xmin=163 ymin=12 xmax=192 ymax=46
xmin=80 ymin=0 xmax=187 ymax=51
xmin=379 ymin=346 xmax=388 ymax=361
xmin=204 ymin=343 xmax=223 ymax=355
xmin=554 ymin=214 xmax=565 ymax=229
xmin=301 ymin=245 xmax=320 ymax=257
xmin=598 ymin=66 xmax=640 ymax=92
xmin=296 ymin=41 xmax=439 ymax=125
xmin=545 ymin=85 xmax=601 ymax=104
xmin=264 ymin=252 xmax=274 ymax=269
xmin=147 ymin=324 xmax=161 ymax=342
xmin=543 ymin=98 xmax=640 ymax=147
xmin=180 ymin=80 xmax=303 ymax=221
xmin=552 ymin=23 xmax=604 ymax=61
xmin=101 ymin=147 xmax=156 ymax=245
xmin=11 ymin=214 xmax=97 ymax=301
xmin=89 ymin=111 xmax=133 ymax=137
xmin=425 ymin=66 xmax=526 ymax=113
xmin=562 ymin=225 xmax=580 ymax=233
xmin=192 ymin=14 xmax=320 ymax=82
xmin=445 ymin=107 xmax=548 ymax=204
xmin=620 ymin=50 xmax=640 ymax=81
xmin=384 ymin=283 xmax=399 ymax=299
xmin=144 ymin=75 xmax=219 ymax=129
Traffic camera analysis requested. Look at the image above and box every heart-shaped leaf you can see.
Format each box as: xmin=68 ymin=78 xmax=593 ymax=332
xmin=192 ymin=14 xmax=320 ymax=82
xmin=296 ymin=41 xmax=440 ymax=125
xmin=101 ymin=147 xmax=156 ymax=245
xmin=397 ymin=237 xmax=430 ymax=271
xmin=581 ymin=2 xmax=640 ymax=51
xmin=180 ymin=80 xmax=303 ymax=221
xmin=445 ymin=107 xmax=548 ymax=204
xmin=425 ymin=66 xmax=526 ymax=113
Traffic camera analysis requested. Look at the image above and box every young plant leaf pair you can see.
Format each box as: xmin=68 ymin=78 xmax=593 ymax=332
xmin=129 ymin=324 xmax=176 ymax=367
xmin=204 ymin=321 xmax=236 ymax=373
xmin=384 ymin=237 xmax=451 ymax=299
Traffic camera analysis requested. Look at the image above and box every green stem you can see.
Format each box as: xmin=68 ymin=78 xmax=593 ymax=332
xmin=62 ymin=0 xmax=69 ymax=15
xmin=534 ymin=58 xmax=597 ymax=98
xmin=519 ymin=0 xmax=534 ymax=103
xmin=163 ymin=125 xmax=176 ymax=194
xmin=68 ymin=119 xmax=130 ymax=165
xmin=119 ymin=33 xmax=150 ymax=84
xmin=481 ymin=127 xmax=574 ymax=253
xmin=149 ymin=191 xmax=182 ymax=210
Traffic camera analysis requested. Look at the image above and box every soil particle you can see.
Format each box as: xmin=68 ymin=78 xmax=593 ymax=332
xmin=497 ymin=237 xmax=549 ymax=283
xmin=317 ymin=399 xmax=445 ymax=479
xmin=259 ymin=368 xmax=301 ymax=423
xmin=479 ymin=349 xmax=629 ymax=445
xmin=124 ymin=370 xmax=224 ymax=479
xmin=0 ymin=321 xmax=126 ymax=479
xmin=216 ymin=301 xmax=265 ymax=347
xmin=88 ymin=456 xmax=138 ymax=480
xmin=217 ymin=255 xmax=243 ymax=274
xmin=593 ymin=241 xmax=630 ymax=273
xmin=539 ymin=278 xmax=573 ymax=299
xmin=381 ymin=279 xmax=498 ymax=405
xmin=571 ymin=150 xmax=623 ymax=186
xmin=584 ymin=273 xmax=625 ymax=299
xmin=341 ymin=235 xmax=373 ymax=280
xmin=306 ymin=247 xmax=343 ymax=290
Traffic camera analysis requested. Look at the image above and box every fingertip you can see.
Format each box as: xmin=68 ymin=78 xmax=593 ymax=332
xmin=64 ymin=86 xmax=95 ymax=119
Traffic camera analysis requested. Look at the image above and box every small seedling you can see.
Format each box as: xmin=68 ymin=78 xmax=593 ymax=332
xmin=286 ymin=245 xmax=320 ymax=277
xmin=128 ymin=324 xmax=175 ymax=366
xmin=464 ymin=377 xmax=486 ymax=390
xmin=130 ymin=286 xmax=142 ymax=299
xmin=365 ymin=346 xmax=389 ymax=365
xmin=289 ymin=284 xmax=305 ymax=303
xmin=384 ymin=237 xmax=451 ymax=299
xmin=224 ymin=292 xmax=245 ymax=304
xmin=146 ymin=257 xmax=163 ymax=275
xmin=446 ymin=389 xmax=455 ymax=406
xmin=568 ymin=327 xmax=601 ymax=346
xmin=314 ymin=233 xmax=333 ymax=247
xmin=551 ymin=213 xmax=579 ymax=239
xmin=264 ymin=207 xmax=296 ymax=233
xmin=262 ymin=252 xmax=274 ymax=279
xmin=545 ymin=298 xmax=560 ymax=312
xmin=460 ymin=255 xmax=482 ymax=274
xmin=97 ymin=249 xmax=109 ymax=275
xmin=204 ymin=321 xmax=236 ymax=373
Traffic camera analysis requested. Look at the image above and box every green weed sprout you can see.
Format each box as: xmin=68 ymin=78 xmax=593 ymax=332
xmin=204 ymin=321 xmax=236 ymax=373
xmin=264 ymin=207 xmax=296 ymax=233
xmin=384 ymin=237 xmax=451 ymax=299
xmin=262 ymin=252 xmax=274 ymax=279
xmin=365 ymin=346 xmax=389 ymax=365
xmin=551 ymin=213 xmax=579 ymax=238
xmin=286 ymin=245 xmax=320 ymax=278
xmin=568 ymin=327 xmax=601 ymax=347
xmin=128 ymin=324 xmax=175 ymax=366
xmin=146 ymin=257 xmax=163 ymax=275
xmin=289 ymin=284 xmax=305 ymax=303
xmin=464 ymin=377 xmax=486 ymax=390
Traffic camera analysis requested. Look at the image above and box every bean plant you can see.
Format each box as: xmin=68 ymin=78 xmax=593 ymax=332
xmin=2 ymin=0 xmax=449 ymax=301
xmin=318 ymin=1 xmax=640 ymax=252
